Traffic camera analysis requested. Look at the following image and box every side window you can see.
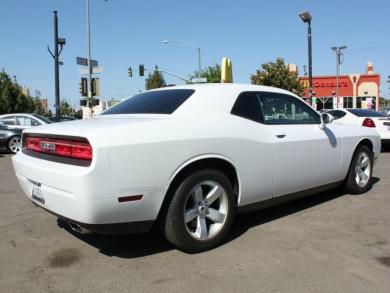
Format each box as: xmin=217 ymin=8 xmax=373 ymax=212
xmin=16 ymin=116 xmax=39 ymax=126
xmin=16 ymin=116 xmax=27 ymax=126
xmin=327 ymin=110 xmax=346 ymax=120
xmin=231 ymin=92 xmax=263 ymax=123
xmin=31 ymin=118 xmax=40 ymax=126
xmin=259 ymin=92 xmax=320 ymax=125
xmin=0 ymin=116 xmax=16 ymax=126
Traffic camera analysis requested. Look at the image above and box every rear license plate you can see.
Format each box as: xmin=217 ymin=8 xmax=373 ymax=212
xmin=31 ymin=181 xmax=45 ymax=204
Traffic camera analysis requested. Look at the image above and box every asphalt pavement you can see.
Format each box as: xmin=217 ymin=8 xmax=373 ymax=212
xmin=0 ymin=152 xmax=389 ymax=293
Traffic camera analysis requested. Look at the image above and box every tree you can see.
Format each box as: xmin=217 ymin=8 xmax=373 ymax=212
xmin=33 ymin=90 xmax=46 ymax=115
xmin=0 ymin=71 xmax=12 ymax=114
xmin=250 ymin=58 xmax=304 ymax=96
xmin=0 ymin=70 xmax=36 ymax=114
xmin=189 ymin=64 xmax=221 ymax=83
xmin=145 ymin=65 xmax=166 ymax=90
xmin=60 ymin=100 xmax=72 ymax=116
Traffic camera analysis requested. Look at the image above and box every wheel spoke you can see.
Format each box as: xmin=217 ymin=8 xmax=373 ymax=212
xmin=359 ymin=170 xmax=369 ymax=182
xmin=206 ymin=185 xmax=223 ymax=205
xmin=184 ymin=208 xmax=197 ymax=223
xmin=360 ymin=157 xmax=369 ymax=168
xmin=206 ymin=208 xmax=225 ymax=223
xmin=192 ymin=186 xmax=203 ymax=203
xmin=195 ymin=216 xmax=208 ymax=240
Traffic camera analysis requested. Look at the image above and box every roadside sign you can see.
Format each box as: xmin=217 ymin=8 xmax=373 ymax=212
xmin=79 ymin=66 xmax=104 ymax=75
xmin=76 ymin=57 xmax=98 ymax=67
xmin=191 ymin=77 xmax=207 ymax=83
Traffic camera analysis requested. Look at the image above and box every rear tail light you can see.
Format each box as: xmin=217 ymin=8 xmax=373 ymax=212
xmin=362 ymin=118 xmax=376 ymax=128
xmin=24 ymin=136 xmax=92 ymax=161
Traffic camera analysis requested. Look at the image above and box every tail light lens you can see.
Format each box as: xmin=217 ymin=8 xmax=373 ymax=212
xmin=362 ymin=118 xmax=376 ymax=128
xmin=24 ymin=136 xmax=92 ymax=161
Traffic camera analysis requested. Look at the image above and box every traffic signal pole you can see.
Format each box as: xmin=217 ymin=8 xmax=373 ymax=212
xmin=54 ymin=11 xmax=60 ymax=117
xmin=48 ymin=11 xmax=65 ymax=117
xmin=86 ymin=0 xmax=93 ymax=117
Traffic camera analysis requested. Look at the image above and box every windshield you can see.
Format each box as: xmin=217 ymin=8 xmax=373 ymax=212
xmin=347 ymin=109 xmax=388 ymax=118
xmin=33 ymin=114 xmax=53 ymax=123
xmin=102 ymin=89 xmax=195 ymax=115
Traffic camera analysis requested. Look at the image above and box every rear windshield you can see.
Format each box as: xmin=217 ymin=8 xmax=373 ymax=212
xmin=347 ymin=109 xmax=387 ymax=117
xmin=102 ymin=89 xmax=195 ymax=115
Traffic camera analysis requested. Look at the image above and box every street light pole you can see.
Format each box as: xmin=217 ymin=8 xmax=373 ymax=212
xmin=307 ymin=21 xmax=313 ymax=103
xmin=163 ymin=40 xmax=202 ymax=79
xmin=331 ymin=46 xmax=347 ymax=109
xmin=299 ymin=11 xmax=313 ymax=107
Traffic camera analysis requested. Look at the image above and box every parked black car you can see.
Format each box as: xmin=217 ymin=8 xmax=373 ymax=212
xmin=0 ymin=122 xmax=22 ymax=153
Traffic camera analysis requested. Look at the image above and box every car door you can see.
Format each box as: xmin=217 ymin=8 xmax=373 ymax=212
xmin=258 ymin=92 xmax=343 ymax=197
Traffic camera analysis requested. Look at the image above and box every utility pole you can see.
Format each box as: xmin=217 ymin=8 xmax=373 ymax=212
xmin=331 ymin=46 xmax=347 ymax=109
xmin=47 ymin=11 xmax=66 ymax=117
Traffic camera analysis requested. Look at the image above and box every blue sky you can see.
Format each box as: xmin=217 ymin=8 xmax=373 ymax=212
xmin=1 ymin=0 xmax=389 ymax=109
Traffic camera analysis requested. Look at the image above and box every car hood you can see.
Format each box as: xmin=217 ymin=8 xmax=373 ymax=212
xmin=22 ymin=114 xmax=171 ymax=138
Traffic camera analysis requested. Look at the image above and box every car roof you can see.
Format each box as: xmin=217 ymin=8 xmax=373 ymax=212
xmin=150 ymin=83 xmax=300 ymax=115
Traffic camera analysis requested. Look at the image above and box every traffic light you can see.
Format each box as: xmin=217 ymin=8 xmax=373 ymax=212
xmin=128 ymin=67 xmax=133 ymax=77
xmin=79 ymin=78 xmax=88 ymax=96
xmin=139 ymin=64 xmax=144 ymax=76
xmin=91 ymin=78 xmax=100 ymax=97
xmin=80 ymin=99 xmax=88 ymax=107
xmin=91 ymin=98 xmax=100 ymax=106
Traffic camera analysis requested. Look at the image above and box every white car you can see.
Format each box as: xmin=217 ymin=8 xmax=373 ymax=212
xmin=12 ymin=84 xmax=380 ymax=252
xmin=0 ymin=113 xmax=52 ymax=130
xmin=326 ymin=109 xmax=390 ymax=147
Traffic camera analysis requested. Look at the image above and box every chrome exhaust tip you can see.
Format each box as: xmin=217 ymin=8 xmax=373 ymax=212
xmin=68 ymin=222 xmax=92 ymax=234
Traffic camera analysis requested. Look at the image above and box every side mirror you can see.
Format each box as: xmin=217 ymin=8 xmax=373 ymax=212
xmin=319 ymin=113 xmax=334 ymax=130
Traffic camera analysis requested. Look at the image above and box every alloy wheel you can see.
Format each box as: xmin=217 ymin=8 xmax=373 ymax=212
xmin=183 ymin=180 xmax=229 ymax=241
xmin=8 ymin=136 xmax=21 ymax=153
xmin=355 ymin=152 xmax=371 ymax=187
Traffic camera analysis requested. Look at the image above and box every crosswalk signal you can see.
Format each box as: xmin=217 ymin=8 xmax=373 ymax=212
xmin=128 ymin=67 xmax=133 ymax=77
xmin=79 ymin=78 xmax=88 ymax=97
xmin=139 ymin=64 xmax=144 ymax=77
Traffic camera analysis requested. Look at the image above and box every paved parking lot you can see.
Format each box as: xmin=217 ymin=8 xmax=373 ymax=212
xmin=0 ymin=152 xmax=389 ymax=293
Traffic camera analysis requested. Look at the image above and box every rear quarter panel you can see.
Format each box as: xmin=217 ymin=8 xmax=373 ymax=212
xmin=100 ymin=114 xmax=275 ymax=207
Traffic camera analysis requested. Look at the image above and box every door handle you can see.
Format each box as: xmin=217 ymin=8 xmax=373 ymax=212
xmin=276 ymin=134 xmax=286 ymax=138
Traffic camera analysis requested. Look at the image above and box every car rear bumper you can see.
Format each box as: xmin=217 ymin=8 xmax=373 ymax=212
xmin=12 ymin=152 xmax=164 ymax=232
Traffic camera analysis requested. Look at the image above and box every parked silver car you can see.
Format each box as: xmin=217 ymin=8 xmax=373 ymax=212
xmin=0 ymin=113 xmax=52 ymax=130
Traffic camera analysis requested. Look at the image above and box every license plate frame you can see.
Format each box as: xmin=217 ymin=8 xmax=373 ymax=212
xmin=31 ymin=180 xmax=45 ymax=204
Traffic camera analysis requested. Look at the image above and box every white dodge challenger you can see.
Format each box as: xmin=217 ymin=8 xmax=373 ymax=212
xmin=12 ymin=84 xmax=380 ymax=252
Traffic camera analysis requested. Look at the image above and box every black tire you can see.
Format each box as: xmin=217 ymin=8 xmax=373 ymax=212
xmin=163 ymin=169 xmax=235 ymax=253
xmin=345 ymin=145 xmax=373 ymax=194
xmin=7 ymin=135 xmax=21 ymax=154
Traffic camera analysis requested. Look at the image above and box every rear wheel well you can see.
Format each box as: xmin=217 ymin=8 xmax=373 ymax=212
xmin=157 ymin=158 xmax=239 ymax=221
xmin=356 ymin=139 xmax=373 ymax=153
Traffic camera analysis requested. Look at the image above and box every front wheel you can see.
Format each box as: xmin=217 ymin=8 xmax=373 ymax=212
xmin=345 ymin=145 xmax=373 ymax=194
xmin=163 ymin=169 xmax=235 ymax=253
xmin=7 ymin=136 xmax=21 ymax=154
